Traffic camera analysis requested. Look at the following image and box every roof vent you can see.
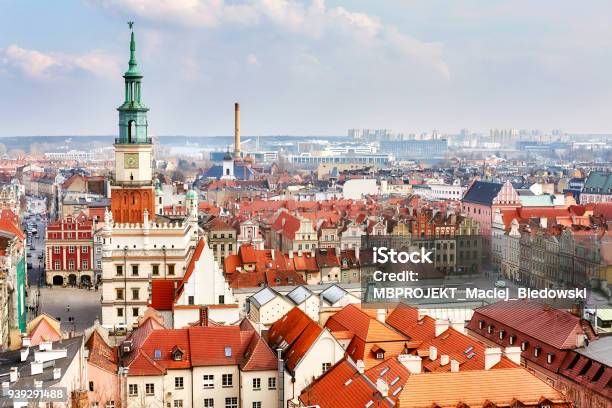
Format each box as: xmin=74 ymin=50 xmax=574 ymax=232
xmin=9 ymin=367 xmax=19 ymax=383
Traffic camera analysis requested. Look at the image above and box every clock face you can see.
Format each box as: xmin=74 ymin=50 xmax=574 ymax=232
xmin=125 ymin=153 xmax=139 ymax=169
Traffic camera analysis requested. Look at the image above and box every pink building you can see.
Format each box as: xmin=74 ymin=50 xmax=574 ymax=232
xmin=85 ymin=328 xmax=120 ymax=407
xmin=461 ymin=181 xmax=520 ymax=263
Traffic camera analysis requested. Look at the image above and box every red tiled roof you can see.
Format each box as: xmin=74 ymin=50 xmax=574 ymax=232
xmin=150 ymin=279 xmax=180 ymax=311
xmin=29 ymin=317 xmax=62 ymax=346
xmin=85 ymin=330 xmax=118 ymax=373
xmin=268 ymin=307 xmax=323 ymax=373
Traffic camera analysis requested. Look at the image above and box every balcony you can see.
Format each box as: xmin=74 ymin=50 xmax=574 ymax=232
xmin=114 ymin=138 xmax=152 ymax=145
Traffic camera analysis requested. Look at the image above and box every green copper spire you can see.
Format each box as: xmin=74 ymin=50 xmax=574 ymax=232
xmin=116 ymin=21 xmax=150 ymax=145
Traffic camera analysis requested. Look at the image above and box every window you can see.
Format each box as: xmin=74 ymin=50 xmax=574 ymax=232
xmin=252 ymin=403 xmax=261 ymax=408
xmin=117 ymin=308 xmax=124 ymax=317
xmin=105 ymin=402 xmax=115 ymax=408
xmin=252 ymin=378 xmax=261 ymax=390
xmin=68 ymin=246 xmax=75 ymax=253
xmin=222 ymin=374 xmax=233 ymax=387
xmin=173 ymin=400 xmax=183 ymax=408
xmin=188 ymin=296 xmax=194 ymax=305
xmin=96 ymin=260 xmax=102 ymax=269
xmin=128 ymin=384 xmax=138 ymax=397
xmin=53 ymin=246 xmax=60 ymax=254
xmin=203 ymin=375 xmax=214 ymax=389
xmin=268 ymin=377 xmax=276 ymax=390
xmin=116 ymin=265 xmax=123 ymax=276
xmin=203 ymin=399 xmax=214 ymax=408
xmin=322 ymin=362 xmax=331 ymax=373
xmin=145 ymin=383 xmax=155 ymax=396
xmin=82 ymin=260 xmax=89 ymax=270
xmin=68 ymin=260 xmax=75 ymax=270
xmin=82 ymin=246 xmax=89 ymax=253
xmin=168 ymin=264 xmax=175 ymax=275
xmin=225 ymin=397 xmax=237 ymax=408
xmin=116 ymin=288 xmax=125 ymax=300
xmin=89 ymin=381 xmax=94 ymax=391
xmin=92 ymin=403 xmax=99 ymax=408
xmin=175 ymin=377 xmax=184 ymax=389
xmin=96 ymin=247 xmax=102 ymax=255
xmin=131 ymin=265 xmax=139 ymax=276
xmin=132 ymin=288 xmax=140 ymax=300
xmin=54 ymin=261 xmax=60 ymax=270
xmin=132 ymin=307 xmax=139 ymax=317
xmin=152 ymin=264 xmax=159 ymax=276
xmin=218 ymin=295 xmax=225 ymax=304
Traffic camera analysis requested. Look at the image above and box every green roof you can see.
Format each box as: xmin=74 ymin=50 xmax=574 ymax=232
xmin=583 ymin=171 xmax=612 ymax=195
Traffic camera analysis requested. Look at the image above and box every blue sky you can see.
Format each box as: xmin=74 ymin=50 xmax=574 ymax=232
xmin=1 ymin=0 xmax=611 ymax=136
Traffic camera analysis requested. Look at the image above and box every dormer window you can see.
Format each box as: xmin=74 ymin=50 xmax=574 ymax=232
xmin=521 ymin=341 xmax=529 ymax=351
xmin=478 ymin=320 xmax=485 ymax=330
xmin=376 ymin=352 xmax=384 ymax=360
xmin=509 ymin=335 xmax=516 ymax=345
xmin=487 ymin=325 xmax=494 ymax=334
xmin=546 ymin=352 xmax=554 ymax=364
xmin=534 ymin=346 xmax=541 ymax=357
xmin=499 ymin=330 xmax=505 ymax=340
xmin=172 ymin=346 xmax=184 ymax=361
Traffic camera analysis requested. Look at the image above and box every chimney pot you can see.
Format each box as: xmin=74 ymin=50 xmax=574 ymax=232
xmin=356 ymin=360 xmax=365 ymax=374
xmin=429 ymin=346 xmax=438 ymax=361
xmin=485 ymin=347 xmax=502 ymax=370
xmin=450 ymin=359 xmax=460 ymax=372
xmin=376 ymin=378 xmax=389 ymax=398
xmin=435 ymin=319 xmax=449 ymax=337
xmin=440 ymin=355 xmax=450 ymax=366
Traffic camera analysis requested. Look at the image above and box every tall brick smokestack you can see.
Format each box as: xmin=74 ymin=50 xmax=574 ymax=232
xmin=234 ymin=102 xmax=241 ymax=158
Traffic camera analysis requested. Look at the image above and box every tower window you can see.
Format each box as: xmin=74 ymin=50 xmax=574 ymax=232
xmin=128 ymin=120 xmax=135 ymax=142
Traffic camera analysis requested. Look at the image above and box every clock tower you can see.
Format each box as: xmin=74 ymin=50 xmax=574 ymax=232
xmin=110 ymin=26 xmax=155 ymax=223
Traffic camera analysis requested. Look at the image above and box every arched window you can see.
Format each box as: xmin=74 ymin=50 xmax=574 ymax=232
xmin=128 ymin=120 xmax=136 ymax=143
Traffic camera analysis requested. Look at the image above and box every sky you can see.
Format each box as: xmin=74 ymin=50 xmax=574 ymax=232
xmin=1 ymin=0 xmax=611 ymax=137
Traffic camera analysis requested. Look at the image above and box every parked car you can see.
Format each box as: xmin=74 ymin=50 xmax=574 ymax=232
xmin=494 ymin=280 xmax=507 ymax=288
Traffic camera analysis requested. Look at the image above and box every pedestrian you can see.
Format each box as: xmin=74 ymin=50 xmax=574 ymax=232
xmin=66 ymin=305 xmax=70 ymax=312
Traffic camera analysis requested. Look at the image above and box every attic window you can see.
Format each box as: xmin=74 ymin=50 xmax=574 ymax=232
xmin=509 ymin=335 xmax=516 ymax=345
xmin=521 ymin=341 xmax=529 ymax=351
xmin=487 ymin=324 xmax=494 ymax=334
xmin=172 ymin=347 xmax=184 ymax=361
xmin=499 ymin=329 xmax=505 ymax=340
xmin=224 ymin=346 xmax=232 ymax=358
xmin=376 ymin=352 xmax=385 ymax=360
xmin=478 ymin=320 xmax=485 ymax=329
xmin=534 ymin=346 xmax=541 ymax=357
xmin=546 ymin=352 xmax=554 ymax=364
xmin=154 ymin=349 xmax=162 ymax=360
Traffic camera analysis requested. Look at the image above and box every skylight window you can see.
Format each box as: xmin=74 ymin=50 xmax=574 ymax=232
xmin=392 ymin=386 xmax=403 ymax=397
xmin=380 ymin=367 xmax=390 ymax=376
xmin=390 ymin=376 xmax=400 ymax=386
xmin=224 ymin=346 xmax=232 ymax=358
xmin=154 ymin=349 xmax=161 ymax=360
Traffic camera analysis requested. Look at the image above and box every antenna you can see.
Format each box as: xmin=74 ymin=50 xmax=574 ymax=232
xmin=127 ymin=21 xmax=135 ymax=30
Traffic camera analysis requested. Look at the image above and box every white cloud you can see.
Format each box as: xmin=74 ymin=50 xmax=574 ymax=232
xmin=89 ymin=0 xmax=449 ymax=78
xmin=246 ymin=53 xmax=261 ymax=66
xmin=2 ymin=44 xmax=120 ymax=80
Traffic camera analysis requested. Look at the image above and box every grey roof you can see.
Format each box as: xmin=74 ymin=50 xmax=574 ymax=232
xmin=575 ymin=336 xmax=612 ymax=367
xmin=320 ymin=284 xmax=349 ymax=305
xmin=250 ymin=287 xmax=280 ymax=308
xmin=0 ymin=336 xmax=83 ymax=401
xmin=462 ymin=181 xmax=503 ymax=205
xmin=286 ymin=285 xmax=313 ymax=305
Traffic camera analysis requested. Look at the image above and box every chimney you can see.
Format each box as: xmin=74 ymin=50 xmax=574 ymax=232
xmin=9 ymin=367 xmax=19 ymax=383
xmin=234 ymin=102 xmax=241 ymax=158
xmin=376 ymin=309 xmax=386 ymax=323
xmin=22 ymin=337 xmax=31 ymax=347
xmin=30 ymin=361 xmax=43 ymax=375
xmin=39 ymin=341 xmax=52 ymax=351
xmin=429 ymin=346 xmax=438 ymax=361
xmin=398 ymin=354 xmax=421 ymax=374
xmin=450 ymin=359 xmax=460 ymax=372
xmin=450 ymin=320 xmax=465 ymax=334
xmin=440 ymin=355 xmax=450 ymax=366
xmin=34 ymin=380 xmax=43 ymax=388
xmin=356 ymin=360 xmax=365 ymax=374
xmin=435 ymin=319 xmax=449 ymax=337
xmin=504 ymin=346 xmax=522 ymax=365
xmin=20 ymin=347 xmax=29 ymax=362
xmin=376 ymin=378 xmax=389 ymax=398
xmin=485 ymin=347 xmax=502 ymax=370
xmin=53 ymin=368 xmax=61 ymax=380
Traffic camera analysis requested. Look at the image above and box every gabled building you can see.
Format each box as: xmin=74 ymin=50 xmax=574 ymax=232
xmin=581 ymin=171 xmax=612 ymax=204
xmin=267 ymin=307 xmax=344 ymax=405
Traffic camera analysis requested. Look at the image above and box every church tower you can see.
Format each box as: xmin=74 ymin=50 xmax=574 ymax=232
xmin=110 ymin=27 xmax=155 ymax=223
